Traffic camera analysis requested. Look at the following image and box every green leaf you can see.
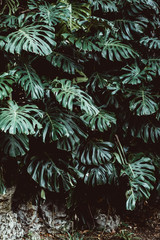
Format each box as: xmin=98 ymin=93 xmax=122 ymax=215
xmin=40 ymin=189 xmax=46 ymax=200
xmin=38 ymin=104 xmax=87 ymax=143
xmin=129 ymin=90 xmax=158 ymax=116
xmin=125 ymin=0 xmax=159 ymax=15
xmin=57 ymin=134 xmax=80 ymax=152
xmin=86 ymin=72 xmax=108 ymax=92
xmin=63 ymin=34 xmax=100 ymax=52
xmin=0 ymin=15 xmax=18 ymax=28
xmin=113 ymin=19 xmax=147 ymax=40
xmin=79 ymin=163 xmax=117 ymax=186
xmin=75 ymin=140 xmax=114 ymax=166
xmin=5 ymin=21 xmax=56 ymax=56
xmin=28 ymin=1 xmax=69 ymax=26
xmin=121 ymin=156 xmax=155 ymax=210
xmin=38 ymin=107 xmax=70 ymax=142
xmin=0 ymin=133 xmax=29 ymax=157
xmin=27 ymin=153 xmax=77 ymax=192
xmin=81 ymin=110 xmax=116 ymax=132
xmin=52 ymin=79 xmax=99 ymax=115
xmin=64 ymin=1 xmax=91 ymax=31
xmin=46 ymin=51 xmax=83 ymax=74
xmin=120 ymin=64 xmax=154 ymax=85
xmin=57 ymin=113 xmax=87 ymax=151
xmin=0 ymin=72 xmax=14 ymax=100
xmin=147 ymin=58 xmax=160 ymax=76
xmin=0 ymin=101 xmax=42 ymax=135
xmin=100 ymin=39 xmax=137 ymax=61
xmin=0 ymin=0 xmax=19 ymax=14
xmin=89 ymin=0 xmax=118 ymax=13
xmin=140 ymin=37 xmax=160 ymax=49
xmin=14 ymin=63 xmax=44 ymax=99
xmin=131 ymin=122 xmax=160 ymax=143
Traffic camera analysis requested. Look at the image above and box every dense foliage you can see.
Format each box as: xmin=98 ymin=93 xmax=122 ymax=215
xmin=0 ymin=0 xmax=160 ymax=215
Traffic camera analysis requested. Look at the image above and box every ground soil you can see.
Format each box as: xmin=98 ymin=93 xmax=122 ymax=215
xmin=38 ymin=200 xmax=160 ymax=240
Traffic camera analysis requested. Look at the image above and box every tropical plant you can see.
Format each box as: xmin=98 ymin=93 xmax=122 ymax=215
xmin=0 ymin=0 xmax=160 ymax=219
xmin=115 ymin=229 xmax=140 ymax=240
xmin=62 ymin=231 xmax=84 ymax=240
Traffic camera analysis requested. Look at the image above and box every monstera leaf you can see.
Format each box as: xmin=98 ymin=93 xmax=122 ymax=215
xmin=0 ymin=15 xmax=18 ymax=28
xmin=81 ymin=109 xmax=116 ymax=132
xmin=113 ymin=19 xmax=147 ymax=40
xmin=100 ymin=39 xmax=137 ymax=61
xmin=57 ymin=112 xmax=87 ymax=151
xmin=75 ymin=140 xmax=114 ymax=166
xmin=89 ymin=0 xmax=118 ymax=12
xmin=131 ymin=122 xmax=160 ymax=143
xmin=120 ymin=64 xmax=154 ymax=85
xmin=63 ymin=33 xmax=100 ymax=52
xmin=86 ymin=72 xmax=108 ymax=92
xmin=0 ymin=0 xmax=19 ymax=14
xmin=28 ymin=1 xmax=68 ymax=26
xmin=5 ymin=20 xmax=56 ymax=55
xmin=47 ymin=51 xmax=83 ymax=74
xmin=62 ymin=1 xmax=91 ymax=30
xmin=140 ymin=37 xmax=160 ymax=49
xmin=115 ymin=140 xmax=156 ymax=210
xmin=38 ymin=107 xmax=70 ymax=142
xmin=0 ymin=72 xmax=14 ymax=100
xmin=147 ymin=58 xmax=160 ymax=75
xmin=38 ymin=105 xmax=87 ymax=143
xmin=129 ymin=90 xmax=158 ymax=116
xmin=78 ymin=163 xmax=117 ymax=186
xmin=57 ymin=134 xmax=80 ymax=152
xmin=121 ymin=155 xmax=155 ymax=210
xmin=0 ymin=133 xmax=29 ymax=157
xmin=52 ymin=79 xmax=99 ymax=115
xmin=0 ymin=101 xmax=42 ymax=135
xmin=14 ymin=63 xmax=44 ymax=99
xmin=26 ymin=153 xmax=78 ymax=192
xmin=125 ymin=0 xmax=159 ymax=15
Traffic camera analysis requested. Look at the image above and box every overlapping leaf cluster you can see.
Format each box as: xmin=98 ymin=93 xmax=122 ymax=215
xmin=0 ymin=0 xmax=159 ymax=211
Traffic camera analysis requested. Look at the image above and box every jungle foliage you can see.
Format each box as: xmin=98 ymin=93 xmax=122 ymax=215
xmin=0 ymin=0 xmax=160 ymax=216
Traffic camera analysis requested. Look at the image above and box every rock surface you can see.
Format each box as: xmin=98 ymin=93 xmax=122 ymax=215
xmin=0 ymin=212 xmax=24 ymax=240
xmin=0 ymin=187 xmax=120 ymax=239
xmin=0 ymin=187 xmax=24 ymax=240
xmin=0 ymin=187 xmax=72 ymax=239
xmin=0 ymin=187 xmax=16 ymax=214
xmin=94 ymin=210 xmax=120 ymax=232
xmin=40 ymin=201 xmax=72 ymax=232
